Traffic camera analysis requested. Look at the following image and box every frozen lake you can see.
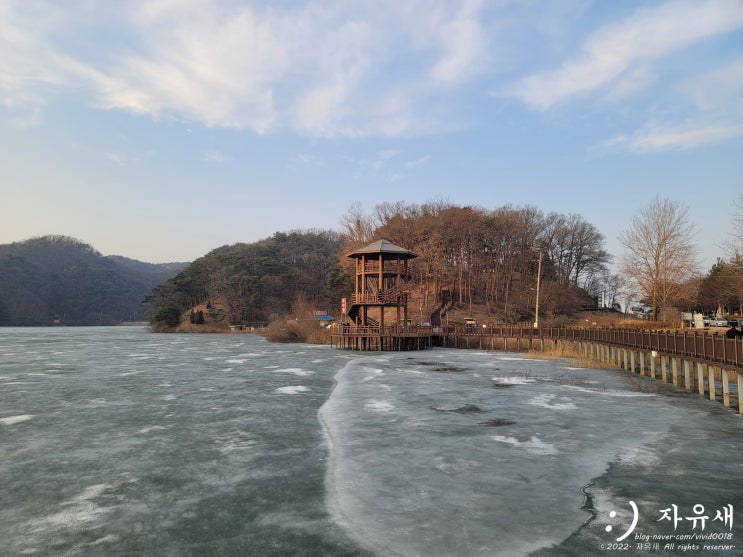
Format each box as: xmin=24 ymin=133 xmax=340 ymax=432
xmin=1 ymin=327 xmax=741 ymax=556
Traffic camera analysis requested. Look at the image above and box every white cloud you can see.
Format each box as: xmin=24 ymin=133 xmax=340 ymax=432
xmin=427 ymin=0 xmax=488 ymax=85
xmin=405 ymin=155 xmax=430 ymax=168
xmin=293 ymin=153 xmax=321 ymax=166
xmin=603 ymin=121 xmax=743 ymax=153
xmin=0 ymin=0 xmax=490 ymax=138
xmin=503 ymin=0 xmax=743 ymax=109
xmin=601 ymin=54 xmax=743 ymax=153
xmin=106 ymin=152 xmax=131 ymax=164
xmin=372 ymin=149 xmax=401 ymax=169
xmin=678 ymin=56 xmax=743 ymax=112
xmin=202 ymin=150 xmax=227 ymax=163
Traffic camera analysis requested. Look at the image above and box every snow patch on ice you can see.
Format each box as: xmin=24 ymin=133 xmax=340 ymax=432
xmin=25 ymin=483 xmax=113 ymax=535
xmin=273 ymin=367 xmax=315 ymax=377
xmin=491 ymin=435 xmax=558 ymax=455
xmin=137 ymin=425 xmax=167 ymax=434
xmin=434 ymin=457 xmax=481 ymax=475
xmin=216 ymin=437 xmax=256 ymax=454
xmin=562 ymin=384 xmax=654 ymax=398
xmin=275 ymin=385 xmax=310 ymax=394
xmin=529 ymin=393 xmax=577 ymax=410
xmin=618 ymin=441 xmax=663 ymax=467
xmin=361 ymin=368 xmax=385 ymax=381
xmin=492 ymin=376 xmax=538 ymax=385
xmin=364 ymin=400 xmax=394 ymax=412
xmin=0 ymin=414 xmax=33 ymax=425
xmin=117 ymin=370 xmax=146 ymax=376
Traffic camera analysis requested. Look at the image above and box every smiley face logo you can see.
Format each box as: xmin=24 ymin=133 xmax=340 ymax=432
xmin=605 ymin=501 xmax=639 ymax=541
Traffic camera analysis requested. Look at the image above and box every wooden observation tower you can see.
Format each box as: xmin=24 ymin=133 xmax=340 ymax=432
xmin=345 ymin=239 xmax=417 ymax=329
xmin=333 ymin=240 xmax=434 ymax=350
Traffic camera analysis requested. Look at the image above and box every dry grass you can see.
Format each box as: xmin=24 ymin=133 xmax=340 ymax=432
xmin=261 ymin=318 xmax=330 ymax=344
xmin=527 ymin=343 xmax=617 ymax=369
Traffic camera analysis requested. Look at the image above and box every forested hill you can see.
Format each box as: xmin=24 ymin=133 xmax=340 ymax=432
xmin=0 ymin=236 xmax=187 ymax=326
xmin=147 ymin=203 xmax=613 ymax=331
xmin=146 ymin=230 xmax=348 ymax=330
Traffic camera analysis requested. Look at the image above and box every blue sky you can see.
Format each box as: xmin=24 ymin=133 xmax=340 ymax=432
xmin=1 ymin=0 xmax=741 ymax=270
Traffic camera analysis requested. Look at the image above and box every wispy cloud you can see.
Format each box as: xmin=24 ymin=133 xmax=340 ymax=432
xmin=3 ymin=0 xmax=740 ymax=155
xmin=292 ymin=153 xmax=323 ymax=167
xmin=426 ymin=0 xmax=488 ymax=85
xmin=603 ymin=121 xmax=743 ymax=153
xmin=202 ymin=150 xmax=227 ymax=163
xmin=0 ymin=0 xmax=490 ymax=138
xmin=602 ymin=54 xmax=743 ymax=153
xmin=502 ymin=0 xmax=743 ymax=109
xmin=106 ymin=152 xmax=135 ymax=165
xmin=405 ymin=155 xmax=430 ymax=168
xmin=677 ymin=56 xmax=743 ymax=112
xmin=371 ymin=149 xmax=400 ymax=169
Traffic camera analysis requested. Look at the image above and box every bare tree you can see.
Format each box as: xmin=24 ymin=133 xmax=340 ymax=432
xmin=339 ymin=202 xmax=376 ymax=247
xmin=734 ymin=194 xmax=743 ymax=246
xmin=542 ymin=212 xmax=611 ymax=289
xmin=618 ymin=197 xmax=699 ymax=320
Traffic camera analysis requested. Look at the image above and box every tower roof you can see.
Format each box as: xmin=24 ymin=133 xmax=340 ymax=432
xmin=346 ymin=239 xmax=418 ymax=258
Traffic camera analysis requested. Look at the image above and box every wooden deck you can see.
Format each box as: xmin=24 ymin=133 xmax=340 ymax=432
xmin=330 ymin=326 xmax=438 ymax=351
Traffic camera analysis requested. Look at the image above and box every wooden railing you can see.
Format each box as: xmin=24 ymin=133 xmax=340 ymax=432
xmin=334 ymin=325 xmax=433 ymax=337
xmin=445 ymin=326 xmax=743 ymax=370
xmin=351 ymin=283 xmax=410 ymax=304
xmin=359 ymin=262 xmax=407 ymax=274
xmin=334 ymin=325 xmax=742 ymax=370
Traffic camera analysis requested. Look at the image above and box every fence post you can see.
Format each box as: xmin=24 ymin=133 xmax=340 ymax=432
xmin=684 ymin=360 xmax=692 ymax=393
xmin=697 ymin=362 xmax=705 ymax=398
xmin=721 ymin=369 xmax=730 ymax=408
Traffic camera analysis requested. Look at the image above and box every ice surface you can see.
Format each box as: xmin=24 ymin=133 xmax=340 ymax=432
xmin=1 ymin=328 xmax=741 ymax=556
xmin=320 ymin=350 xmax=743 ymax=557
xmin=0 ymin=328 xmax=364 ymax=557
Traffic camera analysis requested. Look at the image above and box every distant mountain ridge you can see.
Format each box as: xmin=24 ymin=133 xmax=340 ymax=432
xmin=0 ymin=235 xmax=188 ymax=326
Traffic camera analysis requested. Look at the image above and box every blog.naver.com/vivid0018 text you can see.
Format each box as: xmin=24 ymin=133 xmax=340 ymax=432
xmin=598 ymin=501 xmax=736 ymax=554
